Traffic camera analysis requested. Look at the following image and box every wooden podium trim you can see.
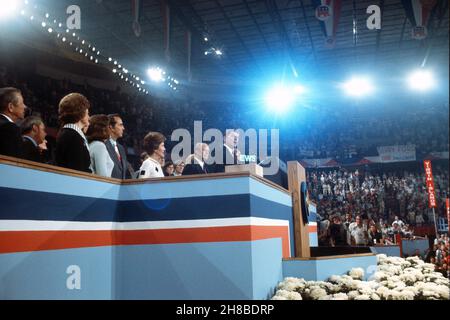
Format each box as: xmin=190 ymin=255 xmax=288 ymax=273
xmin=287 ymin=161 xmax=311 ymax=258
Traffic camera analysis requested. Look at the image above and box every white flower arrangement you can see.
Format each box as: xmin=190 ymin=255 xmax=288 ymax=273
xmin=272 ymin=254 xmax=449 ymax=300
xmin=349 ymin=267 xmax=365 ymax=280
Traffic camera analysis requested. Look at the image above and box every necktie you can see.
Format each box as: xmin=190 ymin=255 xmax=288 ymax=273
xmin=115 ymin=144 xmax=122 ymax=162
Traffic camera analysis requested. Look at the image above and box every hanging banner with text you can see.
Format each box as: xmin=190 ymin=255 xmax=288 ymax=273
xmin=423 ymin=160 xmax=436 ymax=208
xmin=377 ymin=144 xmax=416 ymax=162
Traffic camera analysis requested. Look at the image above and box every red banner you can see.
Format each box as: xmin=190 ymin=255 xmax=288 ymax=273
xmin=423 ymin=160 xmax=436 ymax=208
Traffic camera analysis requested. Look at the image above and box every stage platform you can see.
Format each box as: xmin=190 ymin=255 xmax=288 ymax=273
xmin=0 ymin=155 xmax=375 ymax=299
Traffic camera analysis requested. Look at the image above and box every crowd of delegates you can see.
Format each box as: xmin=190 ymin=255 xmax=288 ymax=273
xmin=422 ymin=234 xmax=450 ymax=278
xmin=309 ymin=166 xmax=449 ymax=247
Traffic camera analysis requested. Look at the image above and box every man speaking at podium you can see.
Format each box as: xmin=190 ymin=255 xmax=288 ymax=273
xmin=213 ymin=130 xmax=240 ymax=173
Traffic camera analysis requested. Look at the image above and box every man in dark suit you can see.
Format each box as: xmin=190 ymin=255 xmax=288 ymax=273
xmin=183 ymin=143 xmax=210 ymax=175
xmin=213 ymin=130 xmax=240 ymax=173
xmin=20 ymin=116 xmax=47 ymax=163
xmin=0 ymin=87 xmax=26 ymax=158
xmin=105 ymin=114 xmax=131 ymax=179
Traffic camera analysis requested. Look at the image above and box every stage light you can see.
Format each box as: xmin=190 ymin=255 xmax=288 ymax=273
xmin=41 ymin=22 xmax=46 ymax=27
xmin=293 ymin=85 xmax=306 ymax=94
xmin=140 ymin=80 xmax=145 ymax=85
xmin=79 ymin=49 xmax=83 ymax=53
xmin=20 ymin=10 xmax=25 ymax=15
xmin=215 ymin=49 xmax=222 ymax=56
xmin=47 ymin=28 xmax=53 ymax=33
xmin=265 ymin=85 xmax=295 ymax=113
xmin=82 ymin=40 xmax=85 ymax=44
xmin=30 ymin=15 xmax=34 ymax=20
xmin=62 ymin=37 xmax=66 ymax=42
xmin=97 ymin=51 xmax=100 ymax=55
xmin=45 ymin=13 xmax=49 ymax=18
xmin=72 ymin=32 xmax=76 ymax=37
xmin=147 ymin=67 xmax=164 ymax=82
xmin=342 ymin=77 xmax=374 ymax=97
xmin=95 ymin=59 xmax=98 ymax=63
xmin=136 ymin=77 xmax=140 ymax=81
xmin=174 ymin=79 xmax=179 ymax=84
xmin=204 ymin=51 xmax=209 ymax=55
xmin=58 ymin=23 xmax=62 ymax=27
xmin=204 ymin=37 xmax=208 ymax=42
xmin=114 ymin=61 xmax=117 ymax=65
xmin=407 ymin=69 xmax=435 ymax=91
xmin=112 ymin=69 xmax=117 ymax=73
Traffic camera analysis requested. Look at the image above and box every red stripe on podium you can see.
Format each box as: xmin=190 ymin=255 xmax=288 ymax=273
xmin=0 ymin=225 xmax=290 ymax=257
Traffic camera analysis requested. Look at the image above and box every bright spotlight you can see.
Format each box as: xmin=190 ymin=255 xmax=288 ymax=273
xmin=407 ymin=69 xmax=435 ymax=91
xmin=215 ymin=49 xmax=222 ymax=56
xmin=342 ymin=77 xmax=374 ymax=97
xmin=265 ymin=85 xmax=295 ymax=113
xmin=147 ymin=67 xmax=164 ymax=82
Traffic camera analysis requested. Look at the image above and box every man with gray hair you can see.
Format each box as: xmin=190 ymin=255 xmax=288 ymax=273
xmin=20 ymin=115 xmax=47 ymax=163
xmin=0 ymin=87 xmax=26 ymax=158
xmin=183 ymin=143 xmax=210 ymax=175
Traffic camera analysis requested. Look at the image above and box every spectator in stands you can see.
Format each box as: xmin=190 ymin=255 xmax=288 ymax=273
xmin=20 ymin=116 xmax=47 ymax=163
xmin=55 ymin=93 xmax=91 ymax=173
xmin=173 ymin=160 xmax=185 ymax=177
xmin=105 ymin=114 xmax=130 ymax=179
xmin=139 ymin=131 xmax=165 ymax=178
xmin=183 ymin=143 xmax=210 ymax=175
xmin=343 ymin=213 xmax=353 ymax=245
xmin=349 ymin=215 xmax=368 ymax=246
xmin=368 ymin=224 xmax=383 ymax=245
xmin=392 ymin=215 xmax=405 ymax=228
xmin=163 ymin=160 xmax=175 ymax=176
xmin=329 ymin=215 xmax=347 ymax=246
xmin=86 ymin=114 xmax=114 ymax=178
xmin=0 ymin=87 xmax=26 ymax=158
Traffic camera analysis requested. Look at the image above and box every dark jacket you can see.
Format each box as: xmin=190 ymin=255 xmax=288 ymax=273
xmin=213 ymin=145 xmax=236 ymax=173
xmin=105 ymin=139 xmax=130 ymax=179
xmin=22 ymin=137 xmax=44 ymax=163
xmin=55 ymin=128 xmax=91 ymax=173
xmin=183 ymin=158 xmax=208 ymax=175
xmin=0 ymin=114 xmax=24 ymax=158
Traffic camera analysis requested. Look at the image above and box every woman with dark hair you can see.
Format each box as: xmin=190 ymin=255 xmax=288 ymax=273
xmin=86 ymin=114 xmax=114 ymax=177
xmin=139 ymin=131 xmax=166 ymax=178
xmin=163 ymin=160 xmax=175 ymax=176
xmin=55 ymin=93 xmax=91 ymax=173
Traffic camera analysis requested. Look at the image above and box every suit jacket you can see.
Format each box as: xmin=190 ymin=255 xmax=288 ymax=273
xmin=55 ymin=128 xmax=92 ymax=173
xmin=105 ymin=139 xmax=130 ymax=179
xmin=0 ymin=114 xmax=24 ymax=158
xmin=213 ymin=145 xmax=236 ymax=173
xmin=183 ymin=158 xmax=208 ymax=175
xmin=22 ymin=137 xmax=44 ymax=163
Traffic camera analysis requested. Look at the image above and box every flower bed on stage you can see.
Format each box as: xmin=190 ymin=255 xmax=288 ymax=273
xmin=272 ymin=254 xmax=449 ymax=300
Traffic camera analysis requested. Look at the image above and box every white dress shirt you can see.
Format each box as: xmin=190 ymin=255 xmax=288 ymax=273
xmin=139 ymin=156 xmax=164 ymax=178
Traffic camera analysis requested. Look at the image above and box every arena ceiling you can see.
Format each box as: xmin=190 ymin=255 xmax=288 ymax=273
xmin=32 ymin=0 xmax=450 ymax=83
